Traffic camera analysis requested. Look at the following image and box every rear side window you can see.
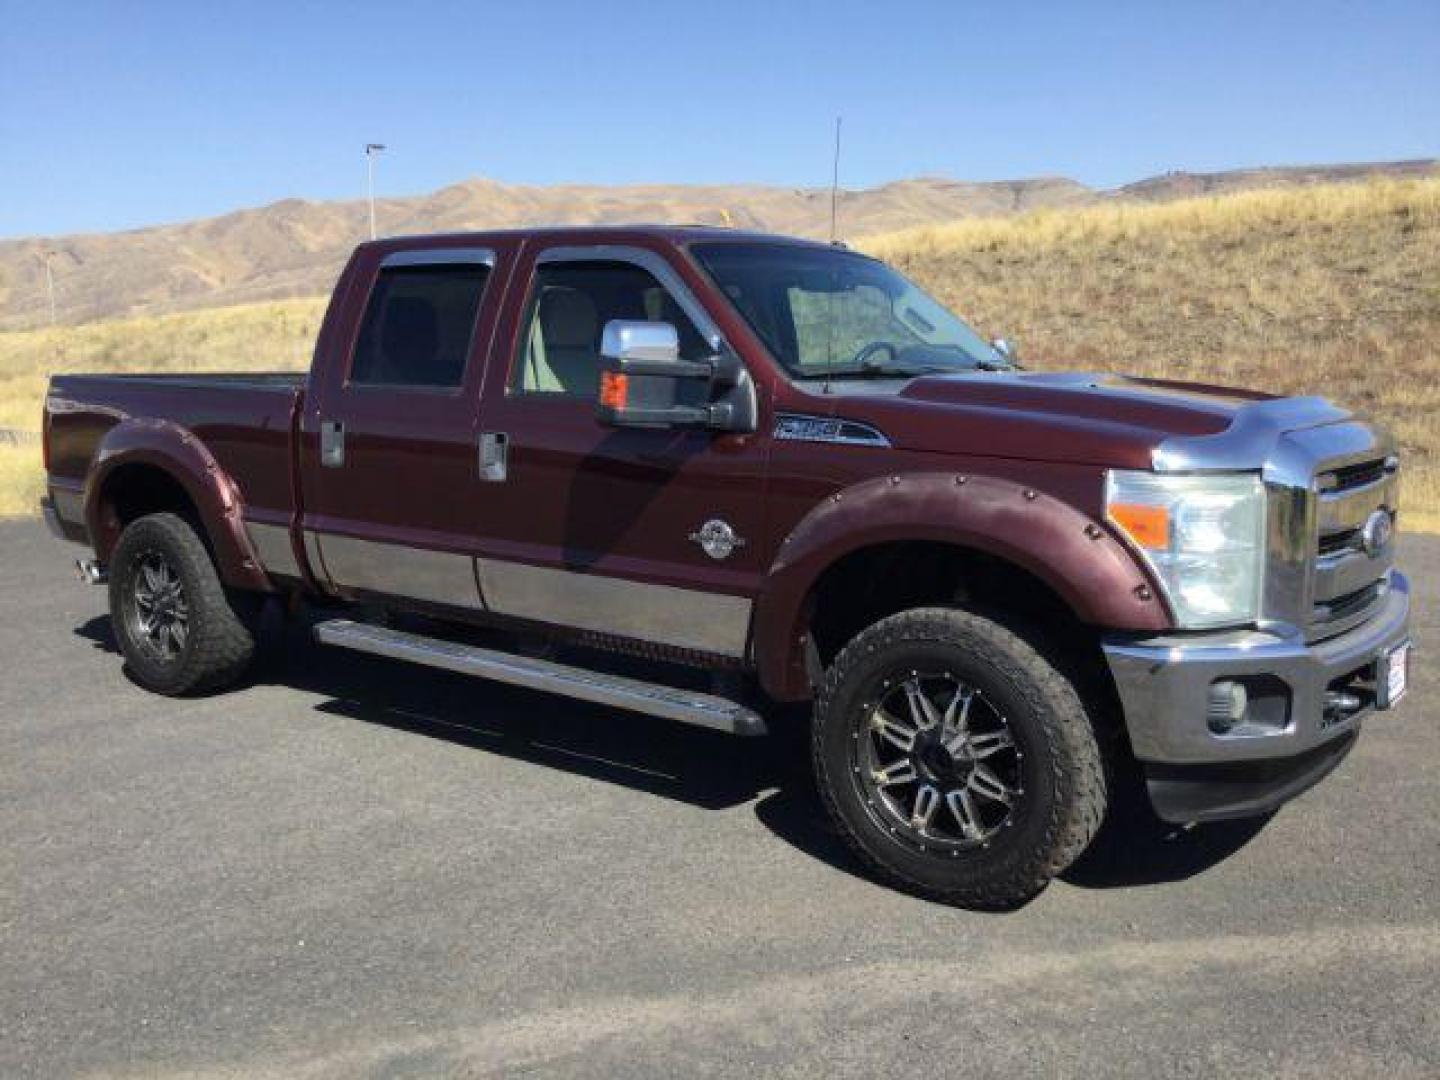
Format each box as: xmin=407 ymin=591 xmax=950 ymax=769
xmin=349 ymin=264 xmax=490 ymax=388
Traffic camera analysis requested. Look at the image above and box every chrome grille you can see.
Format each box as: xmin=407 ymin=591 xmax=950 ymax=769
xmin=1309 ymin=454 xmax=1398 ymax=640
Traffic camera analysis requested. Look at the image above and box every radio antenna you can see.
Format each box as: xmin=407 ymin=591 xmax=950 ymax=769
xmin=823 ymin=115 xmax=843 ymax=396
xmin=829 ymin=116 xmax=843 ymax=243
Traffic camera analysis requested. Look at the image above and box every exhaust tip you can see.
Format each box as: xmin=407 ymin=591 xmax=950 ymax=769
xmin=75 ymin=559 xmax=108 ymax=585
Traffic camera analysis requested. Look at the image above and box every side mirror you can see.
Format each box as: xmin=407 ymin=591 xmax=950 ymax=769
xmin=595 ymin=320 xmax=745 ymax=431
xmin=990 ymin=337 xmax=1017 ymax=362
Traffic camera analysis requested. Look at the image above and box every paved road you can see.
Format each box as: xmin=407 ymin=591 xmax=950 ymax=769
xmin=3 ymin=520 xmax=1438 ymax=1078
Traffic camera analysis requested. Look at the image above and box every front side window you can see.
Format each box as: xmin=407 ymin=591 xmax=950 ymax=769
xmin=692 ymin=242 xmax=1010 ymax=381
xmin=350 ymin=263 xmax=490 ymax=388
xmin=511 ymin=260 xmax=710 ymax=398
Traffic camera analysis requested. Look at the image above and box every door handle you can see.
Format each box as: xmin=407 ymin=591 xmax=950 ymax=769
xmin=479 ymin=431 xmax=508 ymax=482
xmin=320 ymin=420 xmax=345 ymax=468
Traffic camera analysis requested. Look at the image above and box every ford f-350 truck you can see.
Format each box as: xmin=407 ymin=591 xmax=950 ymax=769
xmin=42 ymin=227 xmax=1411 ymax=906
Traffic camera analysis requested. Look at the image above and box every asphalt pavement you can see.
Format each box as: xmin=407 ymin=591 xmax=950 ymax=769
xmin=3 ymin=519 xmax=1437 ymax=1078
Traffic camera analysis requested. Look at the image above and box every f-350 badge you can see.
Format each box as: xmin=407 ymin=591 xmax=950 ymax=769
xmin=690 ymin=519 xmax=746 ymax=561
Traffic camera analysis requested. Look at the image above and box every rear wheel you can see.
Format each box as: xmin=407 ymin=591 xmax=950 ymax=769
xmin=109 ymin=512 xmax=256 ymax=695
xmin=813 ymin=607 xmax=1107 ymax=907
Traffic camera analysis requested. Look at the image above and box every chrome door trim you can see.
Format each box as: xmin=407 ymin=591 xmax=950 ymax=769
xmin=476 ymin=558 xmax=751 ymax=658
xmin=318 ymin=534 xmax=484 ymax=609
xmin=380 ymin=247 xmax=497 ymax=269
xmin=244 ymin=521 xmax=302 ymax=579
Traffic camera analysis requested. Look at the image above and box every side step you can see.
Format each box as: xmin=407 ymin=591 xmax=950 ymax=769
xmin=313 ymin=619 xmax=767 ymax=737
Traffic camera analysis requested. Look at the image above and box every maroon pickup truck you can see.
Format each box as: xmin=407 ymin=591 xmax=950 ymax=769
xmin=42 ymin=227 xmax=1411 ymax=906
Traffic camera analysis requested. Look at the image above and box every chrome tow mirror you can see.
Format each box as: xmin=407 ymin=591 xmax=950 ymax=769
xmin=596 ymin=320 xmax=747 ymax=431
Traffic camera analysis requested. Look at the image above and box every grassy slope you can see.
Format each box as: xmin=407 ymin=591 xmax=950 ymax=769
xmin=866 ymin=177 xmax=1440 ymax=525
xmin=0 ymin=299 xmax=323 ymax=515
xmin=0 ymin=177 xmax=1436 ymax=522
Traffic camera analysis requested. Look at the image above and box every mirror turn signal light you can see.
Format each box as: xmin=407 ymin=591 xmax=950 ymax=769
xmin=1108 ymin=503 xmax=1169 ymax=550
xmin=599 ymin=370 xmax=629 ymax=410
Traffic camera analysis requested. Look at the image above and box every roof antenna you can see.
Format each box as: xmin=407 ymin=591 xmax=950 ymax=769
xmin=824 ymin=115 xmax=843 ymax=396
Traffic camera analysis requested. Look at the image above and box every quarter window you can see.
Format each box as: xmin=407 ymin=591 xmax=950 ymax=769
xmin=350 ymin=264 xmax=490 ymax=388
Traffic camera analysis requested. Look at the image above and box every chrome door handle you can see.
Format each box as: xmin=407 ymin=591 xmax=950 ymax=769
xmin=320 ymin=420 xmax=345 ymax=468
xmin=479 ymin=431 xmax=508 ymax=482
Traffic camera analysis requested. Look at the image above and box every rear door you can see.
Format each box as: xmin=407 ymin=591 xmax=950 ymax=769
xmin=300 ymin=243 xmax=514 ymax=608
xmin=469 ymin=241 xmax=771 ymax=660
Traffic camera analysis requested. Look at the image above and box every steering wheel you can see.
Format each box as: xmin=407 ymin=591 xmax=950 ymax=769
xmin=851 ymin=340 xmax=899 ymax=369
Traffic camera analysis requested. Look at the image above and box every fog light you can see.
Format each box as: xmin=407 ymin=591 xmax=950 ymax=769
xmin=1207 ymin=679 xmax=1249 ymax=733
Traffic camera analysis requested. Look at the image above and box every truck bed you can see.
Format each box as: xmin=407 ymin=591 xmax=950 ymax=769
xmin=52 ymin=371 xmax=306 ymax=392
xmin=45 ymin=370 xmax=305 ymax=539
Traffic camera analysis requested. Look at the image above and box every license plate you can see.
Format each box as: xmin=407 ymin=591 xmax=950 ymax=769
xmin=1381 ymin=642 xmax=1410 ymax=708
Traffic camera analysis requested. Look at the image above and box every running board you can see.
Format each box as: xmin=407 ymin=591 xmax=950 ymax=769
xmin=312 ymin=619 xmax=767 ymax=737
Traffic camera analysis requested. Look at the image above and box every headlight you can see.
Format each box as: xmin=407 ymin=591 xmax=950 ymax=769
xmin=1105 ymin=471 xmax=1266 ymax=628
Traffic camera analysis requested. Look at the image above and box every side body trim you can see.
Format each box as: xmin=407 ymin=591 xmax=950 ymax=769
xmin=245 ymin=521 xmax=302 ymax=579
xmin=319 ymin=534 xmax=484 ymax=609
xmin=476 ymin=558 xmax=752 ymax=658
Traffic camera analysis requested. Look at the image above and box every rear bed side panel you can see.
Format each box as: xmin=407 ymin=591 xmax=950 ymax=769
xmin=45 ymin=375 xmax=302 ymax=590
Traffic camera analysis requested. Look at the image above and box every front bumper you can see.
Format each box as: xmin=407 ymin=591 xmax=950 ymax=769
xmin=1103 ymin=571 xmax=1410 ymax=822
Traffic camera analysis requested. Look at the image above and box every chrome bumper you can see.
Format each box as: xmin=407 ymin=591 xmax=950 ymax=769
xmin=1103 ymin=570 xmax=1411 ymax=766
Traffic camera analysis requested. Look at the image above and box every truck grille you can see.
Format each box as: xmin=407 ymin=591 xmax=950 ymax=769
xmin=1309 ymin=454 xmax=1398 ymax=640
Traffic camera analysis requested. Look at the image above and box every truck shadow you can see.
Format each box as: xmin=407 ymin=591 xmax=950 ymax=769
xmin=73 ymin=612 xmax=1273 ymax=900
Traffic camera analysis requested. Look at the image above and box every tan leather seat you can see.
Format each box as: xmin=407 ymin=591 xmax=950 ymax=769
xmin=526 ymin=287 xmax=599 ymax=395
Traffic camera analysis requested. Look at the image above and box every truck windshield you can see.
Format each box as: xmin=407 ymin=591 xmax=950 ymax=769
xmin=691 ymin=241 xmax=1010 ymax=380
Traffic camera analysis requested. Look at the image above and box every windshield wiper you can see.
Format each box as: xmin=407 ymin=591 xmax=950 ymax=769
xmin=858 ymin=356 xmax=1018 ymax=378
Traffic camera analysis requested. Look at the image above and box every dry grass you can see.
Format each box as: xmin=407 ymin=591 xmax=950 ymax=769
xmin=0 ymin=297 xmax=323 ymax=434
xmin=0 ymin=442 xmax=44 ymax=517
xmin=0 ymin=298 xmax=322 ymax=517
xmin=1 ymin=177 xmax=1436 ymax=528
xmin=863 ymin=176 xmax=1440 ymax=526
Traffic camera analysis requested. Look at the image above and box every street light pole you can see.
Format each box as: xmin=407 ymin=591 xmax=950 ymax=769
xmin=365 ymin=143 xmax=386 ymax=239
xmin=38 ymin=250 xmax=57 ymax=326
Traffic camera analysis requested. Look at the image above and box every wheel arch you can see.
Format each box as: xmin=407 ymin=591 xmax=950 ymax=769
xmin=752 ymin=472 xmax=1170 ymax=701
xmin=85 ymin=420 xmax=271 ymax=592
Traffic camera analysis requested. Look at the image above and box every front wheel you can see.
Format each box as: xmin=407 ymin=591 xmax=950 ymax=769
xmin=813 ymin=607 xmax=1107 ymax=907
xmin=109 ymin=512 xmax=257 ymax=696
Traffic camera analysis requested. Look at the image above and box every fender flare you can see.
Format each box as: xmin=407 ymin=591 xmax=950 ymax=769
xmin=751 ymin=471 xmax=1170 ymax=700
xmin=85 ymin=418 xmax=271 ymax=592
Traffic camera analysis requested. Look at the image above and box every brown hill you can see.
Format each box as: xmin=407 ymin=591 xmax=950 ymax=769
xmin=0 ymin=160 xmax=1433 ymax=329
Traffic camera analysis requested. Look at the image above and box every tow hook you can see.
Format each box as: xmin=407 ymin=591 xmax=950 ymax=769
xmin=75 ymin=558 xmax=108 ymax=585
xmin=1323 ymin=689 xmax=1363 ymax=723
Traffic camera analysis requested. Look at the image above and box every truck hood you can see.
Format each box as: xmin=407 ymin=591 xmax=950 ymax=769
xmin=846 ymin=371 xmax=1346 ymax=470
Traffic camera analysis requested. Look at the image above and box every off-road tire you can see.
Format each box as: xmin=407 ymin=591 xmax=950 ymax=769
xmin=108 ymin=512 xmax=256 ymax=696
xmin=813 ymin=606 xmax=1107 ymax=908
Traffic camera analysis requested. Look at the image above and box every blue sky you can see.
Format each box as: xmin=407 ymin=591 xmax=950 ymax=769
xmin=1 ymin=0 xmax=1435 ymax=238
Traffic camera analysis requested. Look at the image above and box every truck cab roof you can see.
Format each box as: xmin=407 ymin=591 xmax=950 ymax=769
xmin=355 ymin=224 xmax=847 ymax=255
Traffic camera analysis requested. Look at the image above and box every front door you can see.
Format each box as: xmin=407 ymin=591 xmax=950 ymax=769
xmin=301 ymin=244 xmax=514 ymax=608
xmin=472 ymin=243 xmax=770 ymax=659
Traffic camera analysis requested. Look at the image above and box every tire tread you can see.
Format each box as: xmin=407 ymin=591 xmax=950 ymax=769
xmin=108 ymin=513 xmax=256 ymax=696
xmin=812 ymin=606 xmax=1107 ymax=908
